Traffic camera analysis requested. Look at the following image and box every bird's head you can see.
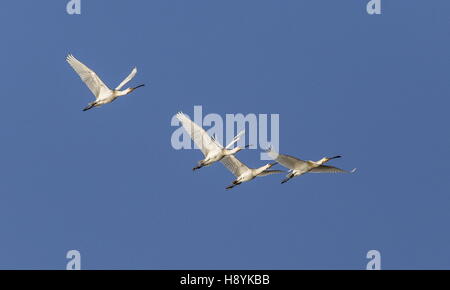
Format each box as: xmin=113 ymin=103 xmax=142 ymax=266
xmin=318 ymin=155 xmax=341 ymax=165
xmin=317 ymin=157 xmax=329 ymax=165
xmin=126 ymin=84 xmax=145 ymax=94
xmin=230 ymin=144 xmax=251 ymax=154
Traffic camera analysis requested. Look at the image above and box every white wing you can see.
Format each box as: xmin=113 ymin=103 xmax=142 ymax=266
xmin=266 ymin=148 xmax=306 ymax=170
xmin=221 ymin=155 xmax=250 ymax=177
xmin=66 ymin=54 xmax=110 ymax=98
xmin=176 ymin=112 xmax=222 ymax=156
xmin=225 ymin=130 xmax=245 ymax=149
xmin=210 ymin=133 xmax=224 ymax=149
xmin=309 ymin=165 xmax=356 ymax=174
xmin=115 ymin=67 xmax=137 ymax=90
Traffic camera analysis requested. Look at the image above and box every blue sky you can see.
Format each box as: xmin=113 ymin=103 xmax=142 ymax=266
xmin=1 ymin=0 xmax=450 ymax=269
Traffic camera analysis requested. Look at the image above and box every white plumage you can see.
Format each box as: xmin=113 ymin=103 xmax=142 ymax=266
xmin=221 ymin=155 xmax=283 ymax=189
xmin=66 ymin=54 xmax=144 ymax=111
xmin=176 ymin=112 xmax=248 ymax=170
xmin=266 ymin=147 xmax=356 ymax=184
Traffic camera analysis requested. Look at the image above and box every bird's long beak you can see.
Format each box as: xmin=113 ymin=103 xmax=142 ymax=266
xmin=129 ymin=84 xmax=145 ymax=93
xmin=132 ymin=84 xmax=145 ymax=90
xmin=329 ymin=155 xmax=342 ymax=160
xmin=269 ymin=162 xmax=278 ymax=168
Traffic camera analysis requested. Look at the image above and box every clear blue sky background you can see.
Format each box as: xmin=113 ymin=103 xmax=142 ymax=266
xmin=0 ymin=0 xmax=449 ymax=269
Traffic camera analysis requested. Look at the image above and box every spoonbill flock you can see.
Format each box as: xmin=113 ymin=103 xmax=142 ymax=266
xmin=66 ymin=54 xmax=355 ymax=190
xmin=176 ymin=113 xmax=356 ymax=189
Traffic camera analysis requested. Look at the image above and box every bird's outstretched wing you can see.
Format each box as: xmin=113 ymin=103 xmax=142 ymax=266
xmin=257 ymin=170 xmax=285 ymax=177
xmin=225 ymin=130 xmax=245 ymax=149
xmin=66 ymin=54 xmax=110 ymax=98
xmin=210 ymin=133 xmax=224 ymax=149
xmin=176 ymin=112 xmax=222 ymax=156
xmin=309 ymin=165 xmax=356 ymax=174
xmin=266 ymin=147 xmax=306 ymax=170
xmin=115 ymin=67 xmax=137 ymax=90
xmin=221 ymin=155 xmax=250 ymax=177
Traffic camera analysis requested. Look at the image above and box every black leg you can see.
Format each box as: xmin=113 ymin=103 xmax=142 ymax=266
xmin=281 ymin=175 xmax=294 ymax=184
xmin=83 ymin=103 xmax=95 ymax=111
xmin=192 ymin=164 xmax=203 ymax=171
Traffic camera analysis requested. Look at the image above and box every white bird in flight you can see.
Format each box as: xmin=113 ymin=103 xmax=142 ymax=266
xmin=266 ymin=147 xmax=356 ymax=184
xmin=176 ymin=112 xmax=249 ymax=170
xmin=66 ymin=54 xmax=145 ymax=111
xmin=221 ymin=155 xmax=283 ymax=189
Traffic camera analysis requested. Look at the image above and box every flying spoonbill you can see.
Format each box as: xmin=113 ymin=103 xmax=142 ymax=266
xmin=66 ymin=54 xmax=145 ymax=111
xmin=221 ymin=155 xmax=283 ymax=189
xmin=176 ymin=112 xmax=249 ymax=171
xmin=266 ymin=147 xmax=356 ymax=184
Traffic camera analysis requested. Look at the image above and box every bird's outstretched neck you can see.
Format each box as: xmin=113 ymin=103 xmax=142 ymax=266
xmin=123 ymin=84 xmax=145 ymax=95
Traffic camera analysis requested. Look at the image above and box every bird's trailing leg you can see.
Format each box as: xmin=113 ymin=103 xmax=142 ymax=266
xmin=226 ymin=180 xmax=241 ymax=190
xmin=82 ymin=102 xmax=96 ymax=111
xmin=281 ymin=173 xmax=295 ymax=184
xmin=192 ymin=161 xmax=205 ymax=171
